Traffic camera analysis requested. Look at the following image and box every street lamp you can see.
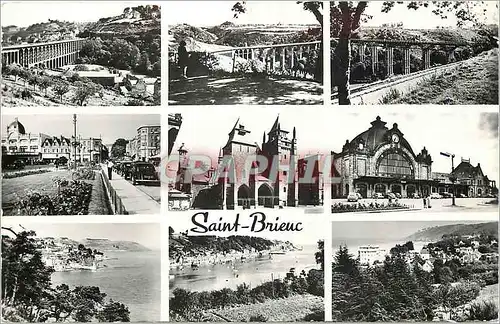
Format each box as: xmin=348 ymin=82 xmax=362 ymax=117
xmin=440 ymin=152 xmax=456 ymax=206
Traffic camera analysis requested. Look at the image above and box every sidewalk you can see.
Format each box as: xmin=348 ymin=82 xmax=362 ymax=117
xmin=101 ymin=166 xmax=160 ymax=215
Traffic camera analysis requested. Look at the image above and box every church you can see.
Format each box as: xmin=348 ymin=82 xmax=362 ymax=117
xmin=172 ymin=116 xmax=323 ymax=210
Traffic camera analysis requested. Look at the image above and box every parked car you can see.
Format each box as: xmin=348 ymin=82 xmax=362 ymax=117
xmin=385 ymin=192 xmax=397 ymax=200
xmin=356 ymin=192 xmax=363 ymax=200
xmin=5 ymin=160 xmax=25 ymax=170
xmin=441 ymin=192 xmax=454 ymax=198
xmin=410 ymin=193 xmax=421 ymax=199
xmin=459 ymin=193 xmax=468 ymax=198
xmin=130 ymin=161 xmax=160 ymax=185
xmin=395 ymin=193 xmax=402 ymax=199
xmin=430 ymin=193 xmax=443 ymax=199
xmin=347 ymin=193 xmax=359 ymax=202
xmin=372 ymin=192 xmax=384 ymax=199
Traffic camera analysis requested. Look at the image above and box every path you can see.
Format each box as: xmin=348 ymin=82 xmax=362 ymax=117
xmin=104 ymin=167 xmax=160 ymax=214
xmin=169 ymin=76 xmax=323 ymax=105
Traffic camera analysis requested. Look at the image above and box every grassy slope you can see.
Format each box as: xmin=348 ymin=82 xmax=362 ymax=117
xmin=209 ymin=294 xmax=323 ymax=322
xmin=390 ymin=48 xmax=498 ymax=104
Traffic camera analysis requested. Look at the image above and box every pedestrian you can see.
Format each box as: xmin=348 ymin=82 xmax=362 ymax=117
xmin=107 ymin=160 xmax=114 ymax=180
xmin=427 ymin=195 xmax=432 ymax=208
xmin=178 ymin=40 xmax=189 ymax=79
xmin=423 ymin=196 xmax=427 ymax=208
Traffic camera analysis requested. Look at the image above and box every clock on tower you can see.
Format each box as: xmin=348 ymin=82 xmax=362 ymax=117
xmin=392 ymin=134 xmax=400 ymax=143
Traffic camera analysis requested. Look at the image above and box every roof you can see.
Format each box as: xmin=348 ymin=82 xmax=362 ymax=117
xmin=342 ymin=116 xmax=416 ymax=158
xmin=452 ymin=160 xmax=484 ymax=179
xmin=8 ymin=118 xmax=25 ymax=134
xmin=224 ymin=118 xmax=256 ymax=149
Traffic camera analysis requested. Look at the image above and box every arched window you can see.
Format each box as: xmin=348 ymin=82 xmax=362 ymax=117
xmin=376 ymin=150 xmax=414 ymax=178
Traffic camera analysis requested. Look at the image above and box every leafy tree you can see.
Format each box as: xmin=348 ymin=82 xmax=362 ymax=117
xmin=28 ymin=74 xmax=40 ymax=91
xmin=3 ymin=63 xmax=22 ymax=82
xmin=54 ymin=81 xmax=69 ymax=102
xmin=19 ymin=69 xmax=32 ymax=88
xmin=96 ymin=300 xmax=130 ymax=322
xmin=38 ymin=76 xmax=53 ymax=96
xmin=111 ymin=138 xmax=128 ymax=159
xmin=73 ymin=81 xmax=103 ymax=106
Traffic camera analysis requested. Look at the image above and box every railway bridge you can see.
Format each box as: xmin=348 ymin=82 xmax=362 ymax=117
xmin=1 ymin=38 xmax=86 ymax=69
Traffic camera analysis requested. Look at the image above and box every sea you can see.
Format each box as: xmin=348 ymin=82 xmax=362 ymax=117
xmin=51 ymin=250 xmax=161 ymax=322
xmin=169 ymin=244 xmax=319 ymax=295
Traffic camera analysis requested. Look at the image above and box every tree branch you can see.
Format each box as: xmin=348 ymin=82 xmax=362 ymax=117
xmin=1 ymin=226 xmax=18 ymax=236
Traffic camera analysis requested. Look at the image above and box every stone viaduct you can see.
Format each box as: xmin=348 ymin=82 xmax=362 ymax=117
xmin=332 ymin=37 xmax=468 ymax=77
xmin=1 ymin=38 xmax=86 ymax=69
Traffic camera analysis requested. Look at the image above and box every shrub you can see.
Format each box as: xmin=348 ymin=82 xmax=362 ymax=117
xmin=2 ymin=169 xmax=50 ymax=179
xmin=14 ymin=180 xmax=92 ymax=216
xmin=468 ymin=300 xmax=498 ymax=321
xmin=249 ymin=314 xmax=268 ymax=322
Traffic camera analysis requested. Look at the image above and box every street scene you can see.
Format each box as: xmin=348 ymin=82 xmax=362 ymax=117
xmin=169 ymin=216 xmax=324 ymax=322
xmin=1 ymin=2 xmax=161 ymax=107
xmin=167 ymin=1 xmax=323 ymax=105
xmin=1 ymin=222 xmax=160 ymax=322
xmin=329 ymin=112 xmax=498 ymax=214
xmin=330 ymin=1 xmax=498 ymax=105
xmin=2 ymin=114 xmax=161 ymax=216
xmin=167 ymin=111 xmax=324 ymax=212
xmin=331 ymin=220 xmax=498 ymax=322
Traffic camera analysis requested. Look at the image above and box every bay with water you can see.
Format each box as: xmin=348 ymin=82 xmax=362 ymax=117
xmin=170 ymin=244 xmax=319 ymax=295
xmin=51 ymin=250 xmax=160 ymax=322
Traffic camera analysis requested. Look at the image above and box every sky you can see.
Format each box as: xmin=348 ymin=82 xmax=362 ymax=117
xmin=166 ymin=1 xmax=319 ymax=27
xmin=169 ymin=213 xmax=325 ymax=246
xmin=2 ymin=114 xmax=160 ymax=145
xmin=363 ymin=1 xmax=498 ymax=29
xmin=1 ymin=1 xmax=158 ymax=27
xmin=171 ymin=109 xmax=499 ymax=183
xmin=331 ymin=220 xmax=496 ymax=243
xmin=1 ymin=223 xmax=161 ymax=250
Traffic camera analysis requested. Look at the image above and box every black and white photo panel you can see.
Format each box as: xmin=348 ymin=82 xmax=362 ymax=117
xmin=2 ymin=114 xmax=161 ymax=216
xmin=331 ymin=220 xmax=499 ymax=322
xmin=329 ymin=1 xmax=498 ymax=105
xmin=1 ymin=1 xmax=161 ymax=107
xmin=1 ymin=222 xmax=161 ymax=322
xmin=167 ymin=1 xmax=324 ymax=105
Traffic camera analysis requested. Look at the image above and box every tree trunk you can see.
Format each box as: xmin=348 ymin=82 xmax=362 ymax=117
xmin=334 ymin=37 xmax=351 ymax=105
xmin=314 ymin=43 xmax=324 ymax=83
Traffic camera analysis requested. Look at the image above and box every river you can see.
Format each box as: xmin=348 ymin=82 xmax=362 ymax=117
xmin=169 ymin=244 xmax=319 ymax=295
xmin=51 ymin=250 xmax=160 ymax=322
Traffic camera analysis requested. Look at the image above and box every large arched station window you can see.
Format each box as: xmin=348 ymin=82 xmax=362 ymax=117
xmin=376 ymin=149 xmax=414 ymax=178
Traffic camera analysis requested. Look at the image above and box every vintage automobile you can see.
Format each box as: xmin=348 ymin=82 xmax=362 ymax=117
xmin=130 ymin=161 xmax=160 ymax=185
xmin=347 ymin=193 xmax=359 ymax=202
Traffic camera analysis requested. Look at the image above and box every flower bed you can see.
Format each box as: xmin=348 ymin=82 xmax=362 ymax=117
xmin=2 ymin=168 xmax=51 ymax=179
xmin=13 ymin=180 xmax=92 ymax=215
xmin=331 ymin=201 xmax=411 ymax=213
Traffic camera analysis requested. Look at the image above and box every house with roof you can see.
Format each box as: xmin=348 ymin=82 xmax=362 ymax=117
xmin=41 ymin=136 xmax=72 ymax=162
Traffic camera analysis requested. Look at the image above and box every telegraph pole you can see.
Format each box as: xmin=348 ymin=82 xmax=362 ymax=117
xmin=73 ymin=114 xmax=77 ymax=170
xmin=440 ymin=152 xmax=456 ymax=206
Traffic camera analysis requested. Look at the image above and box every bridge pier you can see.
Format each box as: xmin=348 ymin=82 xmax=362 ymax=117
xmin=403 ymin=47 xmax=411 ymax=75
xmin=422 ymin=47 xmax=431 ymax=70
xmin=359 ymin=44 xmax=366 ymax=62
xmin=385 ymin=46 xmax=394 ymax=77
xmin=370 ymin=46 xmax=378 ymax=75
